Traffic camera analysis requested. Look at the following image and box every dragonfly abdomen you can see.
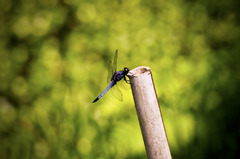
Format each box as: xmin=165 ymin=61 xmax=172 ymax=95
xmin=92 ymin=80 xmax=116 ymax=103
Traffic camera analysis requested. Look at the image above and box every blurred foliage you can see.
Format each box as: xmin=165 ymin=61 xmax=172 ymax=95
xmin=0 ymin=0 xmax=239 ymax=158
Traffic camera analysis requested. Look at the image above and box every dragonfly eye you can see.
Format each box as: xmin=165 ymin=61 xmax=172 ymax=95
xmin=124 ymin=67 xmax=129 ymax=73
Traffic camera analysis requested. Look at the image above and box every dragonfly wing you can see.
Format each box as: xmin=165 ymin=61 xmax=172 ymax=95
xmin=110 ymin=83 xmax=123 ymax=102
xmin=107 ymin=60 xmax=113 ymax=83
xmin=113 ymin=49 xmax=118 ymax=74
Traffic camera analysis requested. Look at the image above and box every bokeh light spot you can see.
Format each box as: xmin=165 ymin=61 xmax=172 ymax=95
xmin=77 ymin=138 xmax=92 ymax=155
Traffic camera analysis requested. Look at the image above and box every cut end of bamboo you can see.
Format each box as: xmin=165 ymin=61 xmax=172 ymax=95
xmin=127 ymin=66 xmax=151 ymax=77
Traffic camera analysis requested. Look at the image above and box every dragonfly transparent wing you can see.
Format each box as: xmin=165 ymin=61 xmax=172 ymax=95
xmin=107 ymin=49 xmax=123 ymax=102
xmin=107 ymin=60 xmax=113 ymax=83
xmin=112 ymin=49 xmax=118 ymax=74
xmin=110 ymin=84 xmax=123 ymax=102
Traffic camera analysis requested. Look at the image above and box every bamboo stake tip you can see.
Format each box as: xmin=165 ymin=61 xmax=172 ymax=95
xmin=127 ymin=66 xmax=151 ymax=77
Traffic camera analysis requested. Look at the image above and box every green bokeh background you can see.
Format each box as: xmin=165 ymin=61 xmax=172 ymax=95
xmin=0 ymin=0 xmax=239 ymax=158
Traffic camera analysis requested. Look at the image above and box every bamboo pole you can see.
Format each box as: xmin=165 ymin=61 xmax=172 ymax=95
xmin=127 ymin=66 xmax=172 ymax=159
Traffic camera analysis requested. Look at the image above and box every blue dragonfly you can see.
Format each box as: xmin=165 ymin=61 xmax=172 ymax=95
xmin=93 ymin=49 xmax=129 ymax=103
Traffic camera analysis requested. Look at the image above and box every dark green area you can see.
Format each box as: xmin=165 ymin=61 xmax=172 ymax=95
xmin=0 ymin=0 xmax=239 ymax=158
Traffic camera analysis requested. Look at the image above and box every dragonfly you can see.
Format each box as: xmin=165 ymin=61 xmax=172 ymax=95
xmin=93 ymin=49 xmax=129 ymax=103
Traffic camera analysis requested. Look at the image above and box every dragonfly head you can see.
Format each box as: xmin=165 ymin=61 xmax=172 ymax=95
xmin=123 ymin=67 xmax=129 ymax=75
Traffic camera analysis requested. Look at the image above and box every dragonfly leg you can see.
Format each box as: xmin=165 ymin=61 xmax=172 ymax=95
xmin=124 ymin=76 xmax=131 ymax=84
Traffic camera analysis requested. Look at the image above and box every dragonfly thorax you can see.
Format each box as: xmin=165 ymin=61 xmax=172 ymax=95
xmin=112 ymin=71 xmax=124 ymax=82
xmin=112 ymin=67 xmax=129 ymax=82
